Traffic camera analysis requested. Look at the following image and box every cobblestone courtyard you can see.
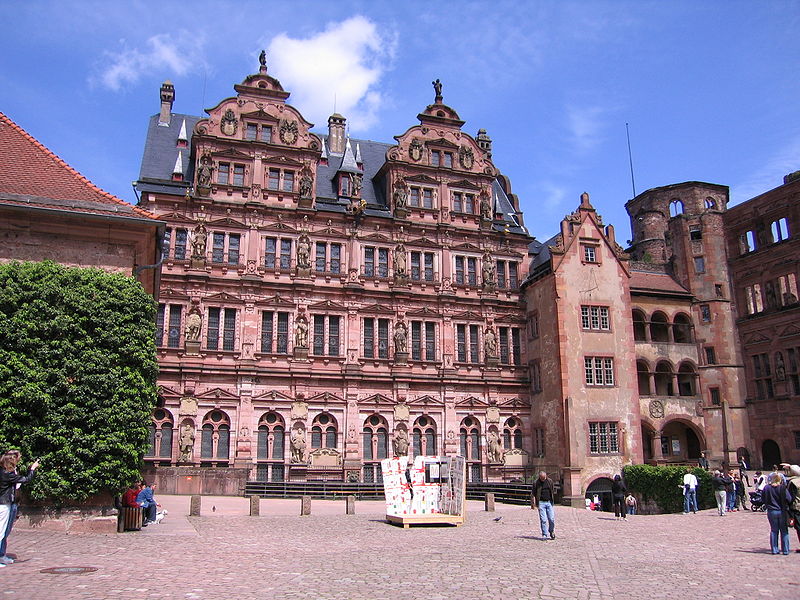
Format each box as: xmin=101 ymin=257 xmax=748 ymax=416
xmin=2 ymin=496 xmax=798 ymax=600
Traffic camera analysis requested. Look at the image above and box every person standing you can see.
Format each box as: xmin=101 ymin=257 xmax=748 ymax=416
xmin=0 ymin=451 xmax=39 ymax=566
xmin=738 ymin=456 xmax=750 ymax=487
xmin=533 ymin=471 xmax=556 ymax=540
xmin=682 ymin=468 xmax=699 ymax=514
xmin=698 ymin=451 xmax=709 ymax=471
xmin=761 ymin=472 xmax=792 ymax=555
xmin=625 ymin=492 xmax=637 ymax=516
xmin=725 ymin=470 xmax=737 ymax=512
xmin=781 ymin=463 xmax=800 ymax=553
xmin=712 ymin=470 xmax=728 ymax=516
xmin=611 ymin=475 xmax=627 ymax=520
xmin=734 ymin=474 xmax=748 ymax=511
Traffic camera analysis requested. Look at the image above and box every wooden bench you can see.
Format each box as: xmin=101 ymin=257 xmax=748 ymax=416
xmin=117 ymin=506 xmax=143 ymax=532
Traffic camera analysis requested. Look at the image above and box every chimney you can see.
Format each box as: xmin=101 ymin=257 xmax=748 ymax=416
xmin=476 ymin=128 xmax=492 ymax=159
xmin=159 ymin=80 xmax=175 ymax=127
xmin=327 ymin=113 xmax=346 ymax=154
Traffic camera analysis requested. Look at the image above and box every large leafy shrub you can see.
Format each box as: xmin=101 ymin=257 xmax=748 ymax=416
xmin=623 ymin=464 xmax=715 ymax=513
xmin=0 ymin=261 xmax=158 ymax=502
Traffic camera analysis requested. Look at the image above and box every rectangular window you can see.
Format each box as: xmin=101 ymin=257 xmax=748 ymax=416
xmin=261 ymin=312 xmax=274 ymax=353
xmin=694 ymin=256 xmax=705 ymax=274
xmin=206 ymin=307 xmax=220 ymax=350
xmin=497 ymin=260 xmax=507 ymax=289
xmin=794 ymin=431 xmax=800 ymax=450
xmin=328 ymin=316 xmax=340 ymax=355
xmin=378 ymin=248 xmax=388 ymax=278
xmin=423 ymin=189 xmax=433 ymax=209
xmin=467 ymin=257 xmax=477 ymax=286
xmin=218 ymin=162 xmax=230 ymax=185
xmin=425 ymin=321 xmax=436 ymax=361
xmin=233 ymin=164 xmax=245 ymax=187
xmin=409 ymin=251 xmax=434 ymax=281
xmin=246 ymin=123 xmax=258 ymax=141
xmin=499 ymin=326 xmax=510 ymax=364
xmin=167 ymin=304 xmax=182 ymax=348
xmin=156 ymin=304 xmax=166 ymax=346
xmin=363 ymin=318 xmax=389 ymax=359
xmin=411 ymin=321 xmax=422 ymax=361
xmin=280 ymin=240 xmax=292 ymax=269
xmin=227 ymin=234 xmax=240 ymax=264
xmin=312 ymin=315 xmax=341 ymax=356
xmin=264 ymin=237 xmax=276 ymax=269
xmin=409 ymin=188 xmax=420 ymax=207
xmin=455 ymin=256 xmax=465 ymax=285
xmin=469 ymin=324 xmax=479 ymax=363
xmin=222 ymin=308 xmax=236 ymax=351
xmin=443 ymin=152 xmax=453 ymax=168
xmin=329 ymin=243 xmax=341 ymax=274
xmin=529 ymin=312 xmax=539 ymax=339
xmin=752 ymin=353 xmax=773 ymax=399
xmin=315 ymin=242 xmax=326 ymax=273
xmin=456 ymin=324 xmax=467 ymax=362
xmin=431 ymin=151 xmax=440 ymax=167
xmin=212 ymin=233 xmax=225 ymax=263
xmin=533 ymin=428 xmax=545 ymax=456
xmin=710 ymin=387 xmax=721 ymax=406
xmin=589 ymin=422 xmax=619 ymax=454
xmin=581 ymin=306 xmax=610 ymax=331
xmin=364 ymin=247 xmax=375 ymax=277
xmin=583 ymin=245 xmax=597 ymax=263
xmin=532 ymin=360 xmax=542 ymax=393
xmin=700 ymin=304 xmax=712 ymax=322
xmin=452 ymin=192 xmax=462 ymax=212
xmin=464 ymin=194 xmax=474 ymax=214
xmin=788 ymin=348 xmax=800 ymax=396
xmin=689 ymin=225 xmax=702 ymax=241
xmin=313 ymin=315 xmax=325 ymax=355
xmin=363 ymin=318 xmax=374 ymax=358
xmin=260 ymin=311 xmax=288 ymax=354
xmin=512 ymin=328 xmax=521 ymax=366
xmin=163 ymin=228 xmax=172 ymax=260
xmin=268 ymin=168 xmax=280 ymax=191
xmin=174 ymin=228 xmax=187 ymax=260
xmin=282 ymin=170 xmax=294 ymax=193
xmin=705 ymin=347 xmax=717 ymax=365
xmin=584 ymin=357 xmax=615 ymax=386
xmin=276 ymin=313 xmax=288 ymax=353
xmin=261 ymin=125 xmax=272 ymax=142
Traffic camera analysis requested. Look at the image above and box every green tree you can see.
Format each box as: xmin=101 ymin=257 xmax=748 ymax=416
xmin=0 ymin=261 xmax=158 ymax=502
xmin=623 ymin=464 xmax=714 ymax=513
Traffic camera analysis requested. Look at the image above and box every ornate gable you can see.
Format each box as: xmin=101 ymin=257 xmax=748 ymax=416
xmin=261 ymin=155 xmax=304 ymax=167
xmin=450 ymin=242 xmax=482 ymax=252
xmin=497 ymin=396 xmax=531 ymax=409
xmin=779 ymin=323 xmax=800 ymax=338
xmin=158 ymin=385 xmax=183 ymax=400
xmin=742 ymin=331 xmax=771 ymax=346
xmin=404 ymin=174 xmax=438 ymax=185
xmin=262 ymin=221 xmax=298 ymax=233
xmin=359 ymin=232 xmax=392 ymax=243
xmin=360 ymin=393 xmax=394 ymax=406
xmin=211 ymin=147 xmax=252 ymax=160
xmin=156 ymin=211 xmax=195 ymax=225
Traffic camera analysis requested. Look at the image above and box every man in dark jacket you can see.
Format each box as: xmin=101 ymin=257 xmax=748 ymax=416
xmin=0 ymin=452 xmax=39 ymax=566
xmin=533 ymin=471 xmax=556 ymax=540
xmin=711 ymin=470 xmax=730 ymax=516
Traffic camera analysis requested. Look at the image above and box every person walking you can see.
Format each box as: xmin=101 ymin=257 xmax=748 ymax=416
xmin=625 ymin=492 xmax=637 ymax=516
xmin=712 ymin=470 xmax=728 ymax=516
xmin=682 ymin=468 xmax=698 ymax=514
xmin=761 ymin=472 xmax=792 ymax=555
xmin=533 ymin=471 xmax=556 ymax=540
xmin=611 ymin=474 xmax=627 ymax=520
xmin=734 ymin=474 xmax=748 ymax=511
xmin=0 ymin=451 xmax=39 ymax=566
xmin=725 ymin=470 xmax=737 ymax=512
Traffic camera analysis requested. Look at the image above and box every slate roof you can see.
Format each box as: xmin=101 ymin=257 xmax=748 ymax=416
xmin=135 ymin=111 xmax=529 ymax=236
xmin=0 ymin=111 xmax=155 ymax=220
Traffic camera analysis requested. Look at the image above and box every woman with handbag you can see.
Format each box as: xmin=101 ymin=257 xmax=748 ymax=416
xmin=761 ymin=472 xmax=792 ymax=555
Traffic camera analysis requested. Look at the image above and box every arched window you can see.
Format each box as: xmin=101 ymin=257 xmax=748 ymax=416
xmin=654 ymin=361 xmax=674 ymax=396
xmin=201 ymin=410 xmax=231 ymax=460
xmin=459 ymin=416 xmax=481 ymax=460
xmin=672 ymin=313 xmax=693 ymax=343
xmin=146 ymin=408 xmax=174 ymax=459
xmin=311 ymin=413 xmax=338 ymax=449
xmin=362 ymin=414 xmax=389 ymax=461
xmin=704 ymin=197 xmax=716 ymax=209
xmin=632 ymin=309 xmax=647 ymax=342
xmin=257 ymin=412 xmax=285 ymax=460
xmin=412 ymin=415 xmax=437 ymax=456
xmin=669 ymin=200 xmax=684 ymax=217
xmin=650 ymin=311 xmax=670 ymax=343
xmin=636 ymin=360 xmax=651 ymax=396
xmin=503 ymin=417 xmax=523 ymax=449
xmin=677 ymin=361 xmax=698 ymax=396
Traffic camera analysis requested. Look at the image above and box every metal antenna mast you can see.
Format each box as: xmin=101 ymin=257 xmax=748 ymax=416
xmin=626 ymin=122 xmax=637 ymax=198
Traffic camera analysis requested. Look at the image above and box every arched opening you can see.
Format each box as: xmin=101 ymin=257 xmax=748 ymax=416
xmin=256 ymin=411 xmax=285 ymax=482
xmin=201 ymin=409 xmax=230 ymax=462
xmin=362 ymin=414 xmax=389 ymax=483
xmin=659 ymin=420 xmax=705 ymax=463
xmin=636 ymin=360 xmax=652 ymax=396
xmin=672 ymin=313 xmax=693 ymax=343
xmin=677 ymin=362 xmax=698 ymax=396
xmin=761 ymin=439 xmax=782 ymax=470
xmin=460 ymin=416 xmax=482 ymax=482
xmin=311 ymin=413 xmax=338 ymax=449
xmin=704 ymin=197 xmax=716 ymax=210
xmin=412 ymin=415 xmax=437 ymax=456
xmin=654 ymin=361 xmax=674 ymax=396
xmin=586 ymin=477 xmax=614 ymax=512
xmin=669 ymin=199 xmax=684 ymax=217
xmin=146 ymin=408 xmax=174 ymax=460
xmin=650 ymin=311 xmax=670 ymax=343
xmin=641 ymin=423 xmax=657 ymax=463
xmin=632 ymin=309 xmax=647 ymax=342
xmin=503 ymin=417 xmax=523 ymax=450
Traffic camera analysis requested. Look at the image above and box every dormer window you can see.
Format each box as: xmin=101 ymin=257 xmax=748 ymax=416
xmin=245 ymin=122 xmax=273 ymax=143
xmin=261 ymin=125 xmax=272 ymax=142
xmin=339 ymin=174 xmax=351 ymax=197
xmin=409 ymin=186 xmax=433 ymax=209
xmin=430 ymin=150 xmax=453 ymax=168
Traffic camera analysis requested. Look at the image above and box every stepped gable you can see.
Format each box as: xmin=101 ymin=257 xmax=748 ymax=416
xmin=0 ymin=111 xmax=154 ymax=220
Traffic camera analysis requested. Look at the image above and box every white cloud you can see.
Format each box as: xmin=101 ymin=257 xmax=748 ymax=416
xmin=730 ymin=136 xmax=800 ymax=205
xmin=566 ymin=105 xmax=608 ymax=153
xmin=540 ymin=182 xmax=568 ymax=212
xmin=266 ymin=16 xmax=395 ymax=132
xmin=93 ymin=31 xmax=206 ymax=91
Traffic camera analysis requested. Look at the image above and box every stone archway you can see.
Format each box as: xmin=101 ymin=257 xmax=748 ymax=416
xmin=761 ymin=439 xmax=782 ymax=470
xmin=586 ymin=477 xmax=614 ymax=512
xmin=659 ymin=419 xmax=705 ymax=463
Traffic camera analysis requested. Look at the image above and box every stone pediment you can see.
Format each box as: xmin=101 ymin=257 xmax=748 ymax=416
xmin=361 ymin=393 xmax=393 ymax=406
xmin=262 ymin=221 xmax=298 ymax=232
xmin=359 ymin=232 xmax=391 ymax=243
xmin=156 ymin=211 xmax=195 ymax=224
xmin=262 ymin=155 xmax=304 ymax=167
xmin=495 ymin=313 xmax=526 ymax=324
xmin=497 ymin=397 xmax=531 ymax=408
xmin=409 ymin=394 xmax=444 ymax=407
xmin=425 ymin=137 xmax=459 ymax=149
xmin=779 ymin=324 xmax=800 ymax=338
xmin=253 ymin=389 xmax=294 ymax=402
xmin=208 ymin=217 xmax=246 ymax=228
xmin=308 ymin=299 xmax=347 ymax=312
xmin=450 ymin=242 xmax=482 ymax=252
xmin=456 ymin=396 xmax=488 ymax=409
xmin=205 ymin=291 xmax=244 ymax=304
xmin=406 ymin=235 xmax=437 ymax=249
xmin=359 ymin=303 xmax=395 ymax=315
xmin=196 ymin=387 xmax=239 ymax=401
xmin=447 ymin=179 xmax=481 ymax=191
xmin=404 ymin=174 xmax=438 ymax=185
xmin=451 ymin=310 xmax=483 ymax=321
xmin=255 ymin=295 xmax=296 ymax=308
xmin=405 ymin=306 xmax=441 ymax=318
xmin=240 ymin=109 xmax=279 ymax=122
xmin=159 ymin=288 xmax=191 ymax=301
xmin=742 ymin=331 xmax=771 ymax=346
xmin=307 ymin=391 xmax=344 ymax=404
xmin=158 ymin=385 xmax=182 ymax=400
xmin=211 ymin=147 xmax=252 ymax=160
xmin=314 ymin=224 xmax=347 ymax=238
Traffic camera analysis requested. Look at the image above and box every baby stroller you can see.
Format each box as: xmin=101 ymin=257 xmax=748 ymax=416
xmin=749 ymin=489 xmax=766 ymax=512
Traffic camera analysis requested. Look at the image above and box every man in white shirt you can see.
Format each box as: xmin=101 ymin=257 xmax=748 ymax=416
xmin=683 ymin=468 xmax=699 ymax=514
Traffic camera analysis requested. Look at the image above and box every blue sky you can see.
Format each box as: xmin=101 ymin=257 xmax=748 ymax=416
xmin=2 ymin=1 xmax=799 ymax=243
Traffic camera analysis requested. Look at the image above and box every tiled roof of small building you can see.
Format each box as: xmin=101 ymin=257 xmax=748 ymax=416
xmin=629 ymin=269 xmax=692 ymax=296
xmin=0 ymin=111 xmax=155 ymax=220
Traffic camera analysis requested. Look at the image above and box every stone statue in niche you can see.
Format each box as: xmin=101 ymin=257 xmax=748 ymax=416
xmin=393 ymin=244 xmax=407 ymax=276
xmin=480 ymin=193 xmax=492 ymax=221
xmin=351 ymin=173 xmax=363 ymax=198
xmin=197 ymin=155 xmax=213 ymax=189
xmin=191 ymin=222 xmax=207 ymax=259
xmin=295 ymin=315 xmax=309 ymax=349
xmin=299 ymin=172 xmax=313 ymax=199
xmin=392 ymin=179 xmax=408 ymax=210
xmin=178 ymin=423 xmax=195 ymax=462
xmin=482 ymin=251 xmax=496 ymax=287
xmin=393 ymin=321 xmax=408 ymax=354
xmin=487 ymin=430 xmax=503 ymax=463
xmin=393 ymin=428 xmax=409 ymax=456
xmin=221 ymin=108 xmax=237 ymax=136
xmin=776 ymin=352 xmax=786 ymax=381
xmin=290 ymin=429 xmax=307 ymax=463
xmin=184 ymin=309 xmax=202 ymax=342
xmin=484 ymin=327 xmax=498 ymax=358
xmin=765 ymin=281 xmax=777 ymax=308
xmin=296 ymin=234 xmax=311 ymax=269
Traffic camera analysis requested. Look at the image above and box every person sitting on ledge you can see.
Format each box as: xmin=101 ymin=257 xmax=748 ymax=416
xmin=122 ymin=482 xmax=141 ymax=510
xmin=136 ymin=481 xmax=159 ymax=525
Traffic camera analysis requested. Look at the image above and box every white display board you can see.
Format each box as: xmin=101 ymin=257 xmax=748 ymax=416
xmin=381 ymin=455 xmax=466 ymax=520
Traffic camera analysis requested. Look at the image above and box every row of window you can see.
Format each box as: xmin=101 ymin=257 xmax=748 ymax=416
xmin=636 ymin=359 xmax=699 ymax=397
xmin=751 ymin=348 xmax=800 ymax=399
xmin=742 ymin=272 xmax=798 ymax=315
xmin=217 ymin=163 xmax=296 ymax=193
xmin=157 ymin=305 xmax=523 ymax=365
xmin=738 ymin=217 xmax=791 ymax=254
